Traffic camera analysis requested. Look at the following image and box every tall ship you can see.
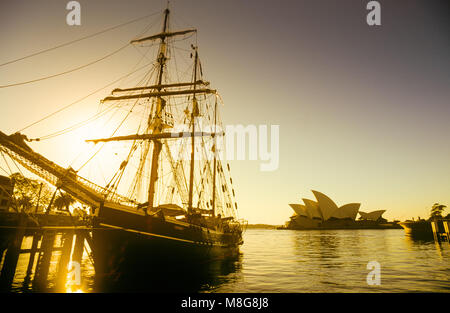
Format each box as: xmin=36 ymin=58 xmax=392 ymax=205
xmin=0 ymin=7 xmax=244 ymax=287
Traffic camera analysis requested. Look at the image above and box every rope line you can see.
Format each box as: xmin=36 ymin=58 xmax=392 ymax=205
xmin=75 ymin=96 xmax=141 ymax=172
xmin=0 ymin=10 xmax=161 ymax=68
xmin=0 ymin=43 xmax=131 ymax=89
xmin=17 ymin=61 xmax=155 ymax=133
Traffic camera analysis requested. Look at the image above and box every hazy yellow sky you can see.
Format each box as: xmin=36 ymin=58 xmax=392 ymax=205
xmin=0 ymin=0 xmax=449 ymax=224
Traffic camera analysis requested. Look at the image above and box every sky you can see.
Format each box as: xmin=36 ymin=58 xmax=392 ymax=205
xmin=0 ymin=0 xmax=449 ymax=224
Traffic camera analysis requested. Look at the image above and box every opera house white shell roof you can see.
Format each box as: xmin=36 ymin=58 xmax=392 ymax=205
xmin=289 ymin=204 xmax=309 ymax=218
xmin=302 ymin=199 xmax=322 ymax=219
xmin=358 ymin=210 xmax=386 ymax=221
xmin=289 ymin=190 xmax=361 ymax=221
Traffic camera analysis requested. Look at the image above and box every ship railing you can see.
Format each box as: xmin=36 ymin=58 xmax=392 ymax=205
xmin=74 ymin=175 xmax=137 ymax=206
xmin=236 ymin=219 xmax=248 ymax=233
xmin=225 ymin=219 xmax=247 ymax=233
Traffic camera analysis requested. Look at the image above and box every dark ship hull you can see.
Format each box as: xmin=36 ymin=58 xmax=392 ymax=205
xmin=91 ymin=204 xmax=242 ymax=290
xmin=399 ymin=220 xmax=446 ymax=240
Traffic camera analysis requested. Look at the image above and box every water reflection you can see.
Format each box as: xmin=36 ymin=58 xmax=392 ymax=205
xmin=4 ymin=229 xmax=450 ymax=292
xmin=3 ymin=229 xmax=244 ymax=293
xmin=403 ymin=234 xmax=447 ymax=259
xmin=319 ymin=234 xmax=339 ymax=271
xmin=287 ymin=229 xmax=450 ymax=292
xmin=93 ymin=253 xmax=244 ymax=292
xmin=293 ymin=231 xmax=344 ymax=269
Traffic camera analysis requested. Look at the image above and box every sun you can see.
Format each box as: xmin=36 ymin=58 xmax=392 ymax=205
xmin=59 ymin=118 xmax=135 ymax=189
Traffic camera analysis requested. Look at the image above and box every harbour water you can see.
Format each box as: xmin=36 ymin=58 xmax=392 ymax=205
xmin=8 ymin=228 xmax=450 ymax=293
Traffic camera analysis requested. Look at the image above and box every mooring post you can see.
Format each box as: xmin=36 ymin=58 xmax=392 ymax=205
xmin=431 ymin=221 xmax=439 ymax=242
xmin=55 ymin=231 xmax=74 ymax=291
xmin=33 ymin=230 xmax=56 ymax=291
xmin=0 ymin=212 xmax=27 ymax=292
xmin=443 ymin=221 xmax=450 ymax=243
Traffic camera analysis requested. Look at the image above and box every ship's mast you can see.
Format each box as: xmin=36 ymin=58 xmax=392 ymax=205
xmin=147 ymin=8 xmax=170 ymax=214
xmin=187 ymin=47 xmax=199 ymax=213
xmin=212 ymin=96 xmax=218 ymax=217
xmin=85 ymin=8 xmax=218 ymax=214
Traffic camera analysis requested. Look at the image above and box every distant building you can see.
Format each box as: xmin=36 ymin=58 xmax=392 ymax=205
xmin=358 ymin=210 xmax=386 ymax=221
xmin=286 ymin=190 xmax=395 ymax=230
xmin=288 ymin=190 xmax=360 ymax=229
xmin=0 ymin=175 xmax=14 ymax=212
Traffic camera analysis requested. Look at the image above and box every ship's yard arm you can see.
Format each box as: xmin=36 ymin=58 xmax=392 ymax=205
xmin=124 ymin=8 xmax=199 ymax=215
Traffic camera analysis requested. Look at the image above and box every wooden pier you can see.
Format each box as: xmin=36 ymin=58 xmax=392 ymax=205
xmin=0 ymin=211 xmax=93 ymax=292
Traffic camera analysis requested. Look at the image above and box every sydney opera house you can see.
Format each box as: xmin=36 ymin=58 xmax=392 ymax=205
xmin=286 ymin=190 xmax=391 ymax=229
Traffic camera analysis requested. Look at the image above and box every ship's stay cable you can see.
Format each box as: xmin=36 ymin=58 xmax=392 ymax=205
xmin=33 ymin=40 xmax=157 ymax=142
xmin=66 ymin=102 xmax=128 ymax=169
xmin=11 ymin=18 xmax=161 ymax=185
xmin=105 ymin=142 xmax=137 ymax=198
xmin=0 ymin=166 xmax=10 ymax=176
xmin=75 ymin=89 xmax=144 ymax=172
xmin=17 ymin=61 xmax=155 ymax=134
xmin=16 ymin=16 xmax=160 ymax=133
xmin=0 ymin=152 xmax=23 ymax=213
xmin=0 ymin=42 xmax=131 ymax=89
xmin=0 ymin=151 xmax=13 ymax=176
xmin=125 ymin=62 xmax=161 ymax=200
xmin=37 ymin=105 xmax=117 ymax=141
xmin=35 ymin=61 xmax=157 ymax=141
xmin=114 ymin=61 xmax=160 ymax=199
xmin=63 ymin=63 xmax=152 ymax=174
xmin=0 ymin=152 xmax=23 ymax=215
xmin=1 ymin=150 xmax=44 ymax=225
xmin=0 ymin=10 xmax=161 ymax=68
xmin=0 ymin=10 xmax=162 ymax=90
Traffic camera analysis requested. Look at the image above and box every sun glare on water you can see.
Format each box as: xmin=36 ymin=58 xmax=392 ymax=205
xmin=66 ymin=287 xmax=84 ymax=293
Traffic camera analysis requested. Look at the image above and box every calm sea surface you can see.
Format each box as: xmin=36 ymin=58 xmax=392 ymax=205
xmin=10 ymin=228 xmax=450 ymax=292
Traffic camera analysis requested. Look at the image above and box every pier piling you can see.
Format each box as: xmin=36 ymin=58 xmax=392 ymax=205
xmin=0 ymin=211 xmax=95 ymax=292
xmin=72 ymin=231 xmax=85 ymax=265
xmin=0 ymin=213 xmax=26 ymax=291
xmin=55 ymin=231 xmax=74 ymax=291
xmin=23 ymin=232 xmax=41 ymax=288
xmin=33 ymin=230 xmax=56 ymax=291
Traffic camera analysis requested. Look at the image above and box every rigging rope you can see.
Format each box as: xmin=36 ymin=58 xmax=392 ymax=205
xmin=70 ymin=56 xmax=158 ymax=191
xmin=1 ymin=150 xmax=43 ymax=219
xmin=0 ymin=10 xmax=161 ymax=68
xmin=17 ymin=61 xmax=155 ymax=133
xmin=0 ymin=43 xmax=131 ymax=89
xmin=75 ymin=94 xmax=142 ymax=172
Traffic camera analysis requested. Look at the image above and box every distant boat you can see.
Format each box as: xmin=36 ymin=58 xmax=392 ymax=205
xmin=399 ymin=220 xmax=433 ymax=239
xmin=399 ymin=219 xmax=449 ymax=240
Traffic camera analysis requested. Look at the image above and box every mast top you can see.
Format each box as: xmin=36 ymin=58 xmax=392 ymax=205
xmin=130 ymin=7 xmax=196 ymax=45
xmin=130 ymin=29 xmax=197 ymax=44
